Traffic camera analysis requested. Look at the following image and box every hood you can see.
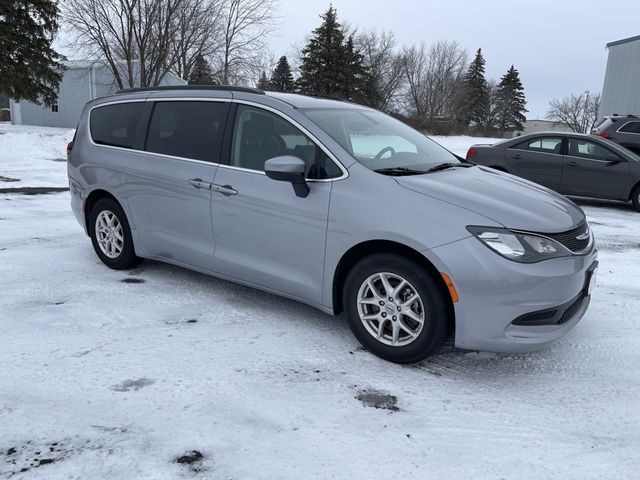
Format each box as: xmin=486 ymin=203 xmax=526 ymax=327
xmin=395 ymin=166 xmax=584 ymax=232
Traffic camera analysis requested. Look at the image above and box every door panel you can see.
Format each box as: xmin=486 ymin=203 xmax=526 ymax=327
xmin=123 ymin=100 xmax=229 ymax=269
xmin=210 ymin=103 xmax=341 ymax=304
xmin=506 ymin=137 xmax=564 ymax=191
xmin=125 ymin=153 xmax=217 ymax=268
xmin=211 ymin=167 xmax=331 ymax=303
xmin=561 ymin=138 xmax=629 ymax=199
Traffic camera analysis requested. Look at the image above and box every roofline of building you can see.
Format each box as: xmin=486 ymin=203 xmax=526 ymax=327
xmin=606 ymin=34 xmax=640 ymax=48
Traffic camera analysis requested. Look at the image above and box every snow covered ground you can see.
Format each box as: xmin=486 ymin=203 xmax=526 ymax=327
xmin=0 ymin=123 xmax=74 ymax=189
xmin=1 ymin=125 xmax=639 ymax=479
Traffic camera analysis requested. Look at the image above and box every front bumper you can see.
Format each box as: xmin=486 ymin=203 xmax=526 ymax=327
xmin=426 ymin=236 xmax=598 ymax=353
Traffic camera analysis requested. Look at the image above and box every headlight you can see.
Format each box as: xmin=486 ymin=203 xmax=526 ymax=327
xmin=467 ymin=226 xmax=572 ymax=263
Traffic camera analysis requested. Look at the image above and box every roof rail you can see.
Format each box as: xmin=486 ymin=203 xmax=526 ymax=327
xmin=116 ymin=85 xmax=265 ymax=95
xmin=305 ymin=92 xmax=348 ymax=102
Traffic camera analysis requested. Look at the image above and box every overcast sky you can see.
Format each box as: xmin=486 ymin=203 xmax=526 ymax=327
xmin=269 ymin=0 xmax=640 ymax=118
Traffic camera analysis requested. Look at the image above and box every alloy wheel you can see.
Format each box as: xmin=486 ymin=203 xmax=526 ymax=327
xmin=95 ymin=210 xmax=124 ymax=259
xmin=356 ymin=272 xmax=425 ymax=347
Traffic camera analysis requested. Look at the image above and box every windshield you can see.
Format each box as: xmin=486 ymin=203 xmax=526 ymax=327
xmin=301 ymin=108 xmax=459 ymax=172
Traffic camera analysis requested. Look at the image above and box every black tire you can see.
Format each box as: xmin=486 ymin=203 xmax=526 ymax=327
xmin=89 ymin=198 xmax=140 ymax=270
xmin=343 ymin=253 xmax=451 ymax=364
xmin=632 ymin=185 xmax=640 ymax=212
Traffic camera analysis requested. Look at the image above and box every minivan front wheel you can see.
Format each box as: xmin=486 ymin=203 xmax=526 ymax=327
xmin=343 ymin=253 xmax=449 ymax=363
xmin=89 ymin=198 xmax=139 ymax=270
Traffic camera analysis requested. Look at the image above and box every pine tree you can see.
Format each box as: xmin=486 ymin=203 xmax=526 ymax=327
xmin=256 ymin=70 xmax=270 ymax=90
xmin=297 ymin=6 xmax=371 ymax=103
xmin=188 ymin=54 xmax=215 ymax=85
xmin=344 ymin=35 xmax=372 ymax=104
xmin=0 ymin=0 xmax=65 ymax=106
xmin=456 ymin=48 xmax=490 ymax=129
xmin=494 ymin=65 xmax=527 ymax=132
xmin=269 ymin=56 xmax=295 ymax=92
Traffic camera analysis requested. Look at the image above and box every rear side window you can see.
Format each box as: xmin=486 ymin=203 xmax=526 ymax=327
xmin=619 ymin=121 xmax=640 ymax=134
xmin=145 ymin=101 xmax=229 ymax=162
xmin=512 ymin=137 xmax=563 ymax=154
xmin=90 ymin=102 xmax=144 ymax=149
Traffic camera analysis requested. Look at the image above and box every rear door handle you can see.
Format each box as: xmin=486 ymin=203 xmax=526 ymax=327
xmin=188 ymin=178 xmax=212 ymax=189
xmin=511 ymin=154 xmax=522 ymax=159
xmin=212 ymin=184 xmax=238 ymax=196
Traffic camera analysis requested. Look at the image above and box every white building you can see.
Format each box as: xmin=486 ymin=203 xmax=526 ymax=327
xmin=512 ymin=119 xmax=573 ymax=137
xmin=10 ymin=60 xmax=186 ymax=128
xmin=599 ymin=35 xmax=640 ymax=119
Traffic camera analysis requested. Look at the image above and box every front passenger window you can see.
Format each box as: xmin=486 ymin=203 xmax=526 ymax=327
xmin=568 ymin=139 xmax=618 ymax=161
xmin=230 ymin=105 xmax=342 ymax=179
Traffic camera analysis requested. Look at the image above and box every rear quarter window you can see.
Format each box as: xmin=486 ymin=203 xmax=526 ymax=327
xmin=619 ymin=121 xmax=640 ymax=134
xmin=90 ymin=102 xmax=145 ymax=149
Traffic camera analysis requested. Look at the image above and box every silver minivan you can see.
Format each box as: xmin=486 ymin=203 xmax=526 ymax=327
xmin=68 ymin=86 xmax=598 ymax=363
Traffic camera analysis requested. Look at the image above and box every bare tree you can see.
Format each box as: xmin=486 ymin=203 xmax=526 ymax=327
xmin=214 ymin=0 xmax=280 ymax=85
xmin=171 ymin=0 xmax=225 ymax=80
xmin=63 ymin=0 xmax=242 ymax=87
xmin=547 ymin=91 xmax=601 ymax=133
xmin=356 ymin=29 xmax=405 ymax=113
xmin=402 ymin=40 xmax=468 ymax=126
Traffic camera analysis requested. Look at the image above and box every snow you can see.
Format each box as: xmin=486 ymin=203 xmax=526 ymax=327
xmin=1 ymin=125 xmax=640 ymax=478
xmin=0 ymin=124 xmax=74 ymax=188
xmin=432 ymin=135 xmax=503 ymax=157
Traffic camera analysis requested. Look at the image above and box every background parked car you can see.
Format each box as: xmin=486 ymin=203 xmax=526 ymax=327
xmin=466 ymin=132 xmax=640 ymax=211
xmin=592 ymin=115 xmax=640 ymax=155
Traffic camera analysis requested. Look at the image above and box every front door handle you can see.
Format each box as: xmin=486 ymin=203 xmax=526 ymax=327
xmin=188 ymin=178 xmax=212 ymax=190
xmin=212 ymin=184 xmax=238 ymax=196
xmin=567 ymin=161 xmax=578 ymax=167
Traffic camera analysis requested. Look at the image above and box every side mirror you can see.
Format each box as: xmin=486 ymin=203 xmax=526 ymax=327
xmin=264 ymin=156 xmax=309 ymax=198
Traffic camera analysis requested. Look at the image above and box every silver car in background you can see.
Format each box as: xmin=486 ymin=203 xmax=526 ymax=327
xmin=68 ymin=86 xmax=598 ymax=363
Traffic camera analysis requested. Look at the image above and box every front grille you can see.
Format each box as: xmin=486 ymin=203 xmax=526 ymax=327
xmin=540 ymin=222 xmax=590 ymax=253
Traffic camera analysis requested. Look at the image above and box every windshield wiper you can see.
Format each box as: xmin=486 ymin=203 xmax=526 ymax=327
xmin=374 ymin=166 xmax=426 ymax=176
xmin=425 ymin=162 xmax=473 ymax=173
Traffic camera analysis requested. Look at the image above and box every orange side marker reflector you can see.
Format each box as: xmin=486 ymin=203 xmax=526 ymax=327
xmin=440 ymin=272 xmax=459 ymax=303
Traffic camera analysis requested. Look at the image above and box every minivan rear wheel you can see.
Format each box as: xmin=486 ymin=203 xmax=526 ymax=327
xmin=89 ymin=198 xmax=140 ymax=270
xmin=343 ymin=253 xmax=449 ymax=363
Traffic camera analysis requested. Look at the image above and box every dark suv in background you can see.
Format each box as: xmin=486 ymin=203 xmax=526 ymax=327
xmin=592 ymin=115 xmax=640 ymax=155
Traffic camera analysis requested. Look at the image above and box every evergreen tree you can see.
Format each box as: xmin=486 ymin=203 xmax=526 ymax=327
xmin=344 ymin=35 xmax=373 ymax=104
xmin=456 ymin=48 xmax=490 ymax=129
xmin=297 ymin=6 xmax=371 ymax=102
xmin=494 ymin=65 xmax=527 ymax=132
xmin=269 ymin=56 xmax=295 ymax=92
xmin=188 ymin=54 xmax=215 ymax=85
xmin=256 ymin=70 xmax=270 ymax=90
xmin=0 ymin=0 xmax=65 ymax=106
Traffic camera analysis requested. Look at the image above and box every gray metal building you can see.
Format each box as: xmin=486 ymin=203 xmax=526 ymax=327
xmin=599 ymin=35 xmax=640 ymax=119
xmin=10 ymin=61 xmax=186 ymax=128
